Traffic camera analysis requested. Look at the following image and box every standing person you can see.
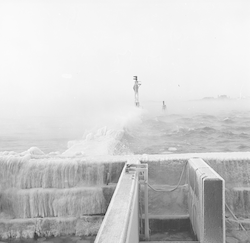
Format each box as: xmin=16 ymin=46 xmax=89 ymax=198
xmin=162 ymin=101 xmax=166 ymax=111
xmin=133 ymin=76 xmax=141 ymax=107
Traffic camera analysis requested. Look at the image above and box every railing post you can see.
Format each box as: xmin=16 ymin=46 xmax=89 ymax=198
xmin=126 ymin=163 xmax=149 ymax=241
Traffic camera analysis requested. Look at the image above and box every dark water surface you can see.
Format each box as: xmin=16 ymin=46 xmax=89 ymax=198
xmin=124 ymin=109 xmax=250 ymax=154
xmin=1 ymin=101 xmax=250 ymax=155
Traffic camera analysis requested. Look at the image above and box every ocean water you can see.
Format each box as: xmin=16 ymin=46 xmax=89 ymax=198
xmin=0 ymin=99 xmax=250 ymax=243
xmin=0 ymin=99 xmax=250 ymax=156
xmin=123 ymin=107 xmax=250 ymax=155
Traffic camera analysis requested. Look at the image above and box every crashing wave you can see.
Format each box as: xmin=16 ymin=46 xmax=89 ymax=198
xmin=62 ymin=126 xmax=131 ymax=157
xmin=62 ymin=107 xmax=145 ymax=157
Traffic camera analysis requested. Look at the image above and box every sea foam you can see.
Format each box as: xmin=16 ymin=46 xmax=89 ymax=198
xmin=61 ymin=106 xmax=145 ymax=157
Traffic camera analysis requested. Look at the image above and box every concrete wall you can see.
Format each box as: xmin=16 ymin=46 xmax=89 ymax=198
xmin=0 ymin=155 xmax=125 ymax=239
xmin=1 ymin=152 xmax=250 ymax=240
xmin=187 ymin=158 xmax=225 ymax=243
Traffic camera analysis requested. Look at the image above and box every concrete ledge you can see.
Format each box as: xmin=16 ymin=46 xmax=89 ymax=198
xmin=0 ymin=156 xmax=125 ymax=189
xmin=142 ymin=217 xmax=192 ymax=233
xmin=142 ymin=241 xmax=199 ymax=243
xmin=0 ymin=216 xmax=103 ymax=239
xmin=0 ymin=185 xmax=116 ymax=218
xmin=95 ymin=163 xmax=139 ymax=243
xmin=142 ymin=214 xmax=189 ymax=220
xmin=226 ymin=187 xmax=250 ymax=218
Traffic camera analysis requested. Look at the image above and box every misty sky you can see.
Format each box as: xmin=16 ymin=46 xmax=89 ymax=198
xmin=0 ymin=0 xmax=249 ymax=115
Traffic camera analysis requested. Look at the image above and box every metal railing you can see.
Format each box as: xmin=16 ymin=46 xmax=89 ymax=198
xmin=95 ymin=157 xmax=226 ymax=243
xmin=95 ymin=160 xmax=148 ymax=243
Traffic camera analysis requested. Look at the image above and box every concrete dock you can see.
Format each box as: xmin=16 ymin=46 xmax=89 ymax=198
xmin=0 ymin=152 xmax=250 ymax=242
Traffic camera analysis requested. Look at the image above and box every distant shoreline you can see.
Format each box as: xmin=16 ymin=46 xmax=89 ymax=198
xmin=190 ymin=96 xmax=250 ymax=101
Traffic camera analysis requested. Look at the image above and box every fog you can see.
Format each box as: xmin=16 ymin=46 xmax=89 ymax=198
xmin=0 ymin=0 xmax=249 ymax=120
xmin=144 ymin=99 xmax=250 ymax=115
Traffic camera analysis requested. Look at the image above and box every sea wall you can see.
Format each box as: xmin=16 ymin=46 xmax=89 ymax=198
xmin=204 ymin=158 xmax=250 ymax=221
xmin=0 ymin=154 xmax=125 ymax=239
xmin=0 ymin=152 xmax=250 ymax=239
xmin=0 ymin=156 xmax=124 ymax=190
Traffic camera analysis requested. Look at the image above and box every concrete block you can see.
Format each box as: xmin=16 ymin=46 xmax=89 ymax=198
xmin=187 ymin=158 xmax=225 ymax=243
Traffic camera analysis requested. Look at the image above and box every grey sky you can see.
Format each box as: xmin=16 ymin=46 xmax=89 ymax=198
xmin=0 ymin=0 xmax=249 ymax=115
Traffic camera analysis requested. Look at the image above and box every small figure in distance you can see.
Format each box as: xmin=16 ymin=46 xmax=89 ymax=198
xmin=162 ymin=101 xmax=166 ymax=111
xmin=133 ymin=76 xmax=141 ymax=107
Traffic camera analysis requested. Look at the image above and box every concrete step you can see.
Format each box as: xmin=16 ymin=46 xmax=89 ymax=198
xmin=142 ymin=214 xmax=189 ymax=219
xmin=226 ymin=186 xmax=250 ymax=218
xmin=0 ymin=157 xmax=125 ymax=189
xmin=141 ymin=241 xmax=199 ymax=243
xmin=140 ymin=214 xmax=196 ymax=242
xmin=1 ymin=185 xmax=116 ymax=218
xmin=226 ymin=216 xmax=250 ymax=231
xmin=0 ymin=216 xmax=103 ymax=239
xmin=141 ymin=214 xmax=192 ymax=233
